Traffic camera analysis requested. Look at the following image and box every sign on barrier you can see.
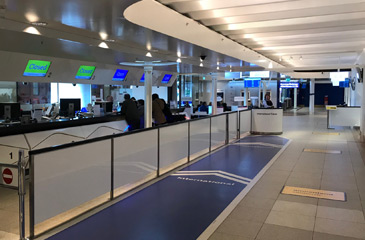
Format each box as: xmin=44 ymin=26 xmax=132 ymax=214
xmin=0 ymin=166 xmax=18 ymax=188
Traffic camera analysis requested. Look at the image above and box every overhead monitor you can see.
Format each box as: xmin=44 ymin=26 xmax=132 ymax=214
xmin=244 ymin=78 xmax=261 ymax=88
xmin=339 ymin=78 xmax=350 ymax=88
xmin=249 ymin=71 xmax=270 ymax=78
xmin=112 ymin=69 xmax=128 ymax=81
xmin=23 ymin=60 xmax=51 ymax=77
xmin=162 ymin=74 xmax=172 ymax=83
xmin=75 ymin=65 xmax=96 ymax=79
xmin=140 ymin=73 xmax=145 ymax=83
xmin=280 ymin=81 xmax=299 ymax=88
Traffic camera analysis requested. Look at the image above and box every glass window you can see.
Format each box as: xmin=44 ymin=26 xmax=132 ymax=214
xmin=0 ymin=81 xmax=16 ymax=102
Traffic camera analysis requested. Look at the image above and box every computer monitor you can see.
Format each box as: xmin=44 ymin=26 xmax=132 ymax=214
xmin=60 ymin=98 xmax=81 ymax=117
xmin=0 ymin=103 xmax=21 ymax=121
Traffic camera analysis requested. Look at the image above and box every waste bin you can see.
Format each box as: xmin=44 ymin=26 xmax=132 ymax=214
xmin=324 ymin=95 xmax=328 ymax=105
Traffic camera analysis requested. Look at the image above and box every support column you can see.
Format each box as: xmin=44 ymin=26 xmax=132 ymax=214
xmin=144 ymin=65 xmax=153 ymax=128
xmin=294 ymin=87 xmax=297 ymax=109
xmin=244 ymin=88 xmax=248 ymax=106
xmin=309 ymin=79 xmax=315 ymax=114
xmin=262 ymin=81 xmax=267 ymax=103
xmin=212 ymin=74 xmax=218 ymax=115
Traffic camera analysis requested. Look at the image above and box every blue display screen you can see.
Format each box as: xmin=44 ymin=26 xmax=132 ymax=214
xmin=140 ymin=73 xmax=145 ymax=83
xmin=280 ymin=82 xmax=299 ymax=88
xmin=113 ymin=69 xmax=128 ymax=81
xmin=244 ymin=78 xmax=261 ymax=88
xmin=339 ymin=79 xmax=350 ymax=88
xmin=162 ymin=74 xmax=172 ymax=83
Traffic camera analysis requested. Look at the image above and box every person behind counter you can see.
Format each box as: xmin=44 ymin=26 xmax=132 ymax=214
xmin=263 ymin=93 xmax=274 ymax=108
xmin=120 ymin=94 xmax=140 ymax=131
xmin=152 ymin=93 xmax=166 ymax=125
xmin=198 ymin=102 xmax=208 ymax=113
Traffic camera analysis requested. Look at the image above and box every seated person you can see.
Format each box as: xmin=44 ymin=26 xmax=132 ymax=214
xmin=262 ymin=93 xmax=274 ymax=108
xmin=198 ymin=102 xmax=208 ymax=113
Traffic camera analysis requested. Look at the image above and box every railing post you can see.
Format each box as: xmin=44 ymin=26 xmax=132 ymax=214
xmin=225 ymin=114 xmax=229 ymax=144
xmin=110 ymin=138 xmax=114 ymax=200
xmin=237 ymin=111 xmax=240 ymax=139
xmin=18 ymin=150 xmax=26 ymax=240
xmin=188 ymin=122 xmax=190 ymax=162
xmin=29 ymin=154 xmax=34 ymax=239
xmin=157 ymin=128 xmax=160 ymax=177
xmin=209 ymin=117 xmax=212 ymax=152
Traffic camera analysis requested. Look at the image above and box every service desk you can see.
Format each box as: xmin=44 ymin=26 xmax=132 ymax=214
xmin=327 ymin=106 xmax=360 ymax=128
xmin=251 ymin=108 xmax=283 ymax=135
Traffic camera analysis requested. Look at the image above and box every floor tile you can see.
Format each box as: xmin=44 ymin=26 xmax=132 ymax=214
xmin=314 ymin=217 xmax=365 ymax=239
xmin=238 ymin=196 xmax=275 ymax=210
xmin=208 ymin=232 xmax=253 ymax=240
xmin=313 ymin=232 xmax=363 ymax=240
xmin=215 ymin=218 xmax=262 ymax=239
xmin=265 ymin=210 xmax=315 ymax=231
xmin=318 ymin=199 xmax=363 ymax=211
xmin=256 ymin=223 xmax=312 ymax=240
xmin=317 ymin=206 xmax=365 ymax=223
xmin=272 ymin=200 xmax=317 ymax=217
xmin=278 ymin=194 xmax=319 ymax=205
xmin=228 ymin=205 xmax=270 ymax=223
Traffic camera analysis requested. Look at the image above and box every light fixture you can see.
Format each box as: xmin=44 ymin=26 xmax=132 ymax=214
xmin=268 ymin=62 xmax=273 ymax=69
xmin=217 ymin=66 xmax=220 ymax=70
xmin=177 ymin=52 xmax=181 ymax=58
xmin=200 ymin=55 xmax=206 ymax=62
xmin=23 ymin=26 xmax=41 ymax=35
xmin=31 ymin=22 xmax=47 ymax=26
xmin=146 ymin=52 xmax=152 ymax=57
xmin=177 ymin=58 xmax=181 ymax=63
xmin=300 ymin=56 xmax=303 ymax=60
xmin=199 ymin=63 xmax=203 ymax=67
xmin=230 ymin=69 xmax=232 ymax=72
xmin=98 ymin=42 xmax=109 ymax=49
xmin=99 ymin=32 xmax=108 ymax=40
xmin=279 ymin=57 xmax=282 ymax=62
xmin=130 ymin=85 xmax=133 ymax=89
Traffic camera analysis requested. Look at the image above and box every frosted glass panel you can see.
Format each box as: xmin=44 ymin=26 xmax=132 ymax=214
xmin=211 ymin=115 xmax=226 ymax=150
xmin=228 ymin=112 xmax=238 ymax=141
xmin=33 ymin=140 xmax=111 ymax=232
xmin=113 ymin=130 xmax=158 ymax=196
xmin=240 ymin=110 xmax=251 ymax=136
xmin=160 ymin=123 xmax=188 ymax=174
xmin=190 ymin=118 xmax=210 ymax=160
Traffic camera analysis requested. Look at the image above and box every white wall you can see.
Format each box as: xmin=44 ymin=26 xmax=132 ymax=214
xmin=129 ymin=86 xmax=168 ymax=101
xmin=51 ymin=83 xmax=91 ymax=108
xmin=350 ymin=69 xmax=362 ymax=107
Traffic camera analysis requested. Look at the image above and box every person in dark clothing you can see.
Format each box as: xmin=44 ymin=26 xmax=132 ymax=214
xmin=120 ymin=94 xmax=140 ymax=131
xmin=161 ymin=99 xmax=173 ymax=123
xmin=137 ymin=99 xmax=145 ymax=128
xmin=152 ymin=93 xmax=166 ymax=125
xmin=198 ymin=102 xmax=208 ymax=113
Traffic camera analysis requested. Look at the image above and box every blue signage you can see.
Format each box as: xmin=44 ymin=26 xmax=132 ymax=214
xmin=244 ymin=78 xmax=261 ymax=88
xmin=339 ymin=78 xmax=350 ymax=88
xmin=140 ymin=73 xmax=145 ymax=83
xmin=280 ymin=81 xmax=299 ymax=88
xmin=162 ymin=74 xmax=172 ymax=83
xmin=113 ymin=69 xmax=128 ymax=81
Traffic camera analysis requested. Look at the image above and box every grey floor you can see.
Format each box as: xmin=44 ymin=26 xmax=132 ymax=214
xmin=209 ymin=108 xmax=365 ymax=240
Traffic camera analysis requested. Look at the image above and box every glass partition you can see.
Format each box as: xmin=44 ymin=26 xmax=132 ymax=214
xmin=190 ymin=118 xmax=210 ymax=160
xmin=240 ymin=111 xmax=251 ymax=137
xmin=113 ymin=130 xmax=158 ymax=197
xmin=211 ymin=115 xmax=226 ymax=150
xmin=228 ymin=112 xmax=238 ymax=142
xmin=159 ymin=123 xmax=189 ymax=174
xmin=32 ymin=140 xmax=111 ymax=236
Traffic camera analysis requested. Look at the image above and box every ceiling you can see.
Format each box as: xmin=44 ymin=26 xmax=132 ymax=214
xmin=159 ymin=0 xmax=365 ymax=69
xmin=0 ymin=0 xmax=266 ymax=75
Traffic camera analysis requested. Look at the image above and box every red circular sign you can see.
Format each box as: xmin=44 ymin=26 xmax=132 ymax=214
xmin=2 ymin=168 xmax=13 ymax=184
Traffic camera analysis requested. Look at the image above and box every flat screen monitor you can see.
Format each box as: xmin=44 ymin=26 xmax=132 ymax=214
xmin=162 ymin=74 xmax=172 ymax=83
xmin=59 ymin=98 xmax=81 ymax=117
xmin=113 ymin=69 xmax=129 ymax=81
xmin=140 ymin=73 xmax=145 ymax=83
xmin=23 ymin=60 xmax=51 ymax=77
xmin=0 ymin=103 xmax=21 ymax=121
xmin=280 ymin=81 xmax=299 ymax=88
xmin=244 ymin=78 xmax=260 ymax=88
xmin=75 ymin=65 xmax=96 ymax=79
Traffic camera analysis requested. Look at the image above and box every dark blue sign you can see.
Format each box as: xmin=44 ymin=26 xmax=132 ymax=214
xmin=280 ymin=81 xmax=299 ymax=88
xmin=339 ymin=78 xmax=350 ymax=88
xmin=162 ymin=74 xmax=172 ymax=83
xmin=112 ymin=69 xmax=128 ymax=81
xmin=140 ymin=73 xmax=145 ymax=83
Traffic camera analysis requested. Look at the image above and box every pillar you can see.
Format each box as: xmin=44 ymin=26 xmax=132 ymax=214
xmin=309 ymin=79 xmax=315 ymax=114
xmin=144 ymin=64 xmax=153 ymax=128
xmin=212 ymin=74 xmax=218 ymax=115
xmin=294 ymin=87 xmax=297 ymax=109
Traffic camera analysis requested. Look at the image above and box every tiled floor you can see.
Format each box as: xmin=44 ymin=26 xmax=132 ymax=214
xmin=209 ymin=108 xmax=365 ymax=240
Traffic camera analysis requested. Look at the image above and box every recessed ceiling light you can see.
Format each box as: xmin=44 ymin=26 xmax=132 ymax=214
xmin=199 ymin=63 xmax=203 ymax=67
xmin=146 ymin=52 xmax=152 ymax=57
xmin=98 ymin=42 xmax=109 ymax=49
xmin=177 ymin=52 xmax=181 ymax=58
xmin=217 ymin=66 xmax=220 ymax=70
xmin=177 ymin=58 xmax=181 ymax=63
xmin=31 ymin=22 xmax=47 ymax=26
xmin=23 ymin=26 xmax=41 ymax=35
xmin=99 ymin=32 xmax=108 ymax=40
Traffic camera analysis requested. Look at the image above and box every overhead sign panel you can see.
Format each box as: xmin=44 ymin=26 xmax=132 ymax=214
xmin=23 ymin=60 xmax=51 ymax=77
xmin=75 ymin=65 xmax=96 ymax=79
xmin=112 ymin=69 xmax=128 ymax=81
xmin=280 ymin=81 xmax=299 ymax=88
xmin=249 ymin=71 xmax=270 ymax=78
xmin=244 ymin=78 xmax=260 ymax=88
xmin=162 ymin=74 xmax=172 ymax=83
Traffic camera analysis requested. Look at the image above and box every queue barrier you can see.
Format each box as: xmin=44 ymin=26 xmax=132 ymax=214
xmin=27 ymin=109 xmax=252 ymax=239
